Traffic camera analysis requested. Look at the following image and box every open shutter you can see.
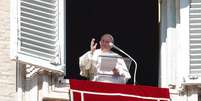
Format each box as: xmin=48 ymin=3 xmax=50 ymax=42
xmin=190 ymin=0 xmax=201 ymax=74
xmin=17 ymin=0 xmax=64 ymax=73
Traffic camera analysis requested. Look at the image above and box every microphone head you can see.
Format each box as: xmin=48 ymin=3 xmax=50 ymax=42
xmin=109 ymin=42 xmax=114 ymax=47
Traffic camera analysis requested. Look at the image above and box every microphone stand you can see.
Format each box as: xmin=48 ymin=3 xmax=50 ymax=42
xmin=112 ymin=44 xmax=138 ymax=85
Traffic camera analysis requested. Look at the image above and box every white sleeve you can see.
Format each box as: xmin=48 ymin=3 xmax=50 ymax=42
xmin=116 ymin=58 xmax=131 ymax=82
xmin=79 ymin=51 xmax=93 ymax=77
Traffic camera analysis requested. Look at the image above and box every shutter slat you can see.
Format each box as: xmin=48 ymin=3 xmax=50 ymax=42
xmin=21 ymin=12 xmax=55 ymax=24
xmin=21 ymin=36 xmax=56 ymax=48
xmin=190 ymin=13 xmax=201 ymax=16
xmin=190 ymin=34 xmax=201 ymax=38
xmin=21 ymin=11 xmax=56 ymax=23
xmin=37 ymin=0 xmax=56 ymax=5
xmin=190 ymin=50 xmax=201 ymax=54
xmin=21 ymin=42 xmax=56 ymax=55
xmin=20 ymin=47 xmax=54 ymax=60
xmin=190 ymin=18 xmax=201 ymax=20
xmin=190 ymin=20 xmax=201 ymax=24
xmin=22 ymin=0 xmax=56 ymax=9
xmin=190 ymin=59 xmax=201 ymax=64
xmin=21 ymin=1 xmax=56 ymax=14
xmin=21 ymin=27 xmax=56 ymax=39
xmin=21 ymin=7 xmax=56 ymax=19
xmin=21 ymin=21 xmax=56 ymax=33
xmin=190 ymin=8 xmax=201 ymax=10
xmin=21 ymin=22 xmax=55 ymax=34
xmin=21 ymin=46 xmax=55 ymax=58
xmin=20 ymin=16 xmax=55 ymax=28
xmin=190 ymin=23 xmax=201 ymax=25
xmin=21 ymin=32 xmax=56 ymax=44
xmin=21 ymin=3 xmax=56 ymax=16
xmin=21 ymin=17 xmax=56 ymax=29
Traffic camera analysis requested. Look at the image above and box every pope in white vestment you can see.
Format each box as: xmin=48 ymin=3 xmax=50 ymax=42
xmin=79 ymin=34 xmax=131 ymax=84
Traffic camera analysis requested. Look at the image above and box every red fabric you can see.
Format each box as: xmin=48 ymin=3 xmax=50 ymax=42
xmin=72 ymin=92 xmax=81 ymax=101
xmin=70 ymin=79 xmax=170 ymax=101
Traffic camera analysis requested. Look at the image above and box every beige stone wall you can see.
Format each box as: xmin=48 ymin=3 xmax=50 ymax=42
xmin=0 ymin=0 xmax=16 ymax=101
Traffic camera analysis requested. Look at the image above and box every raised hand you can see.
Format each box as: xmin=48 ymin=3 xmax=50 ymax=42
xmin=90 ymin=38 xmax=97 ymax=53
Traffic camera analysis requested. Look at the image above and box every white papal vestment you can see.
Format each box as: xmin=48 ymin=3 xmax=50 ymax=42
xmin=79 ymin=49 xmax=131 ymax=84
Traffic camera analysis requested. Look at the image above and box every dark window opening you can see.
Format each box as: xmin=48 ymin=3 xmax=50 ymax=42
xmin=66 ymin=0 xmax=159 ymax=86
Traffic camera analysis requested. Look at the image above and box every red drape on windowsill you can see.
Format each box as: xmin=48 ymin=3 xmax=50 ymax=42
xmin=69 ymin=79 xmax=170 ymax=101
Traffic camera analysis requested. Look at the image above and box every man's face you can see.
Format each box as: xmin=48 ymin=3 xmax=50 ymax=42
xmin=100 ymin=35 xmax=113 ymax=51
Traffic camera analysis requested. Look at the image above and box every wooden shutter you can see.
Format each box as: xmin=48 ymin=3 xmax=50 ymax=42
xmin=17 ymin=0 xmax=64 ymax=72
xmin=190 ymin=0 xmax=201 ymax=74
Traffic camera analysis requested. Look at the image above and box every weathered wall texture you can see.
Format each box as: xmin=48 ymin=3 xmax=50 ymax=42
xmin=0 ymin=0 xmax=16 ymax=100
